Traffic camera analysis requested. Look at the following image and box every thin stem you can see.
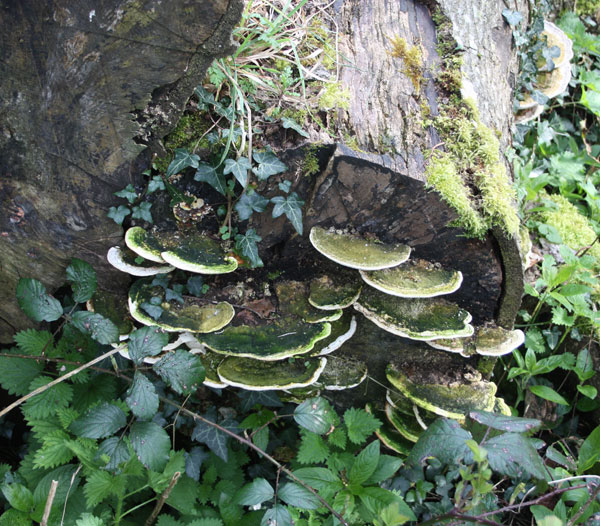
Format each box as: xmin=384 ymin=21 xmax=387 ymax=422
xmin=567 ymin=482 xmax=600 ymax=526
xmin=41 ymin=480 xmax=58 ymax=526
xmin=144 ymin=472 xmax=181 ymax=526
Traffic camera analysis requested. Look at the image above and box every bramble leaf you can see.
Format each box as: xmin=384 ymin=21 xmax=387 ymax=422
xmin=66 ymin=258 xmax=97 ymax=303
xmin=407 ymin=418 xmax=473 ymax=467
xmin=261 ymin=505 xmax=292 ymax=526
xmin=16 ymin=278 xmax=63 ymax=322
xmin=130 ymin=422 xmax=171 ymax=471
xmin=153 ymin=350 xmax=205 ymax=395
xmin=294 ymin=397 xmax=333 ymax=434
xmin=468 ymin=411 xmax=542 ymax=433
xmin=97 ymin=437 xmax=130 ymax=471
xmin=70 ymin=311 xmax=119 ymax=345
xmin=235 ymin=478 xmax=274 ymax=506
xmin=70 ymin=402 xmax=127 ymax=439
xmin=127 ymin=326 xmax=168 ymax=365
xmin=126 ymin=372 xmax=159 ymax=420
xmin=485 ymin=433 xmax=547 ymax=480
xmin=271 ymin=192 xmax=304 ymax=234
xmin=278 ymin=482 xmax=320 ymax=510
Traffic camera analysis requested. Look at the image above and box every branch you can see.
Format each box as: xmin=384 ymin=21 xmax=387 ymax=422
xmin=40 ymin=480 xmax=58 ymax=526
xmin=144 ymin=472 xmax=181 ymax=526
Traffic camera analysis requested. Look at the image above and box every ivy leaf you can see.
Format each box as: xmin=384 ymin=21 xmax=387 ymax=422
xmin=234 ymin=191 xmax=269 ymax=221
xmin=166 ymin=148 xmax=200 ymax=177
xmin=192 ymin=416 xmax=238 ymax=462
xmin=127 ymin=326 xmax=168 ymax=365
xmin=407 ymin=419 xmax=473 ymax=467
xmin=278 ymin=180 xmax=292 ymax=193
xmin=485 ymin=433 xmax=547 ymax=480
xmin=238 ymin=390 xmax=283 ymax=411
xmin=235 ymin=478 xmax=274 ymax=506
xmin=195 ymin=163 xmax=227 ymax=196
xmin=271 ymin=192 xmax=304 ymax=234
xmin=107 ymin=205 xmax=131 ymax=225
xmin=235 ymin=229 xmax=263 ymax=268
xmin=131 ymin=201 xmax=153 ymax=223
xmin=186 ymin=276 xmax=205 ymax=297
xmin=166 ymin=285 xmax=184 ymax=304
xmin=16 ymin=278 xmax=63 ymax=322
xmin=114 ymin=184 xmax=138 ymax=203
xmin=141 ymin=302 xmax=163 ymax=320
xmin=261 ymin=505 xmax=292 ymax=526
xmin=224 ymin=157 xmax=252 ymax=187
xmin=66 ymin=258 xmax=97 ymax=303
xmin=294 ymin=397 xmax=333 ymax=434
xmin=278 ymin=482 xmax=320 ymax=510
xmin=185 ymin=447 xmax=210 ymax=481
xmin=252 ymin=151 xmax=287 ymax=180
xmin=148 ymin=175 xmax=166 ymax=193
xmin=96 ymin=437 xmax=131 ymax=471
xmin=70 ymin=311 xmax=119 ymax=345
xmin=153 ymin=350 xmax=205 ymax=395
xmin=349 ymin=440 xmax=380 ymax=486
xmin=281 ymin=117 xmax=310 ymax=138
xmin=502 ymin=9 xmax=523 ymax=27
xmin=126 ymin=372 xmax=159 ymax=420
xmin=344 ymin=407 xmax=381 ymax=444
xmin=70 ymin=402 xmax=127 ymax=439
xmin=194 ymin=85 xmax=216 ymax=107
xmin=130 ymin=422 xmax=171 ymax=471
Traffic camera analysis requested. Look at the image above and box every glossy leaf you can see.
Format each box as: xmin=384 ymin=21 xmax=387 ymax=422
xmin=107 ymin=205 xmax=131 ymax=225
xmin=485 ymin=433 xmax=547 ymax=480
xmin=132 ymin=202 xmax=153 ymax=223
xmin=235 ymin=191 xmax=269 ymax=221
xmin=224 ymin=157 xmax=252 ymax=187
xmin=167 ymin=148 xmax=200 ymax=177
xmin=195 ymin=163 xmax=227 ymax=195
xmin=271 ymin=192 xmax=304 ymax=234
xmin=252 ymin=151 xmax=287 ymax=180
xmin=261 ymin=505 xmax=292 ymax=526
xmin=529 ymin=385 xmax=569 ymax=405
xmin=294 ymin=397 xmax=333 ymax=434
xmin=407 ymin=418 xmax=473 ymax=467
xmin=127 ymin=326 xmax=168 ymax=365
xmin=235 ymin=478 xmax=274 ymax=506
xmin=16 ymin=278 xmax=63 ymax=322
xmin=130 ymin=422 xmax=171 ymax=471
xmin=234 ymin=229 xmax=263 ymax=268
xmin=70 ymin=311 xmax=119 ymax=345
xmin=126 ymin=372 xmax=159 ymax=420
xmin=96 ymin=437 xmax=130 ymax=471
xmin=278 ymin=482 xmax=320 ymax=509
xmin=114 ymin=184 xmax=137 ymax=203
xmin=153 ymin=350 xmax=205 ymax=395
xmin=468 ymin=411 xmax=542 ymax=433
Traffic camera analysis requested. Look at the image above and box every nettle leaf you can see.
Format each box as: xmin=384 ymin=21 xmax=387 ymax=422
xmin=252 ymin=151 xmax=287 ymax=180
xmin=271 ymin=192 xmax=304 ymax=235
xmin=97 ymin=437 xmax=130 ymax=471
xmin=349 ymin=440 xmax=380 ymax=486
xmin=114 ymin=184 xmax=138 ymax=203
xmin=344 ymin=407 xmax=381 ymax=444
xmin=195 ymin=163 xmax=227 ymax=196
xmin=127 ymin=326 xmax=169 ymax=365
xmin=235 ymin=229 xmax=263 ymax=268
xmin=297 ymin=431 xmax=330 ymax=464
xmin=23 ymin=376 xmax=73 ymax=419
xmin=261 ymin=505 xmax=292 ymax=526
xmin=107 ymin=205 xmax=131 ymax=225
xmin=234 ymin=191 xmax=269 ymax=221
xmin=0 ymin=355 xmax=43 ymax=396
xmin=16 ymin=278 xmax=63 ymax=322
xmin=485 ymin=433 xmax=547 ymax=480
xmin=235 ymin=478 xmax=274 ymax=506
xmin=468 ymin=411 xmax=542 ymax=433
xmin=148 ymin=175 xmax=166 ymax=193
xmin=14 ymin=329 xmax=53 ymax=355
xmin=407 ymin=418 xmax=473 ymax=467
xmin=153 ymin=350 xmax=205 ymax=395
xmin=278 ymin=482 xmax=320 ymax=510
xmin=192 ymin=416 xmax=238 ymax=462
xmin=294 ymin=397 xmax=333 ymax=434
xmin=131 ymin=201 xmax=153 ymax=223
xmin=66 ymin=258 xmax=97 ymax=303
xmin=130 ymin=422 xmax=171 ymax=471
xmin=126 ymin=372 xmax=159 ymax=420
xmin=224 ymin=157 xmax=252 ymax=187
xmin=167 ymin=148 xmax=200 ymax=177
xmin=70 ymin=311 xmax=119 ymax=345
xmin=75 ymin=513 xmax=104 ymax=526
xmin=70 ymin=402 xmax=127 ymax=439
xmin=281 ymin=117 xmax=310 ymax=138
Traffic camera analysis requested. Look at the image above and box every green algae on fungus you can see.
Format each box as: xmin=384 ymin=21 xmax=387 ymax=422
xmin=201 ymin=318 xmax=331 ymax=361
xmin=86 ymin=290 xmax=133 ymax=336
xmin=428 ymin=325 xmax=525 ymax=357
xmin=354 ymin=287 xmax=473 ymax=341
xmin=217 ymin=356 xmax=327 ymax=391
xmin=365 ymin=403 xmax=412 ymax=456
xmin=360 ymin=259 xmax=462 ymax=298
xmin=309 ymin=226 xmax=411 ymax=270
xmin=199 ymin=351 xmax=227 ymax=388
xmin=275 ymin=280 xmax=343 ymax=323
xmin=125 ymin=226 xmax=172 ymax=263
xmin=107 ymin=246 xmax=175 ymax=276
xmin=317 ymin=355 xmax=367 ymax=391
xmin=385 ymin=403 xmax=425 ymax=443
xmin=308 ymin=312 xmax=357 ymax=357
xmin=386 ymin=363 xmax=498 ymax=421
xmin=128 ymin=279 xmax=234 ymax=333
xmin=308 ymin=274 xmax=362 ymax=310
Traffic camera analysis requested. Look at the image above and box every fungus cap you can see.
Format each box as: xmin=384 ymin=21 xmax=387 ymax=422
xmin=427 ymin=325 xmax=525 ymax=357
xmin=309 ymin=313 xmax=357 ymax=356
xmin=318 ymin=355 xmax=368 ymax=391
xmin=309 ymin=226 xmax=411 ymax=270
xmin=308 ymin=274 xmax=362 ymax=310
xmin=107 ymin=246 xmax=175 ymax=276
xmin=160 ymin=235 xmax=238 ymax=274
xmin=125 ymin=226 xmax=170 ymax=263
xmin=365 ymin=403 xmax=412 ymax=456
xmin=275 ymin=280 xmax=343 ymax=323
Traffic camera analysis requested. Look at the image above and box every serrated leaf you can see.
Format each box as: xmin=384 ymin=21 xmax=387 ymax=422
xmin=126 ymin=372 xmax=159 ymax=420
xmin=1 ymin=483 xmax=34 ymax=512
xmin=344 ymin=407 xmax=381 ymax=444
xmin=485 ymin=433 xmax=547 ymax=480
xmin=281 ymin=117 xmax=310 ymax=138
xmin=194 ymin=163 xmax=227 ymax=195
xmin=278 ymin=482 xmax=320 ymax=510
xmin=188 ymin=519 xmax=224 ymax=526
xmin=83 ymin=470 xmax=114 ymax=508
xmin=66 ymin=258 xmax=97 ymax=303
xmin=468 ymin=411 xmax=542 ymax=433
xmin=0 ymin=355 xmax=43 ymax=396
xmin=127 ymin=326 xmax=168 ymax=365
xmin=107 ymin=205 xmax=131 ymax=225
xmin=529 ymin=385 xmax=569 ymax=405
xmin=23 ymin=376 xmax=73 ymax=419
xmin=235 ymin=229 xmax=263 ymax=268
xmin=70 ymin=402 xmax=127 ymax=439
xmin=294 ymin=397 xmax=333 ymax=434
xmin=224 ymin=157 xmax=252 ymax=187
xmin=132 ymin=201 xmax=153 ymax=223
xmin=97 ymin=437 xmax=130 ymax=471
xmin=261 ymin=505 xmax=292 ymax=526
xmin=293 ymin=467 xmax=342 ymax=492
xmin=167 ymin=148 xmax=200 ymax=177
xmin=578 ymin=425 xmax=600 ymax=473
xmin=185 ymin=447 xmax=210 ymax=481
xmin=153 ymin=350 xmax=205 ymax=395
xmin=235 ymin=191 xmax=269 ymax=221
xmin=328 ymin=426 xmax=347 ymax=449
xmin=70 ymin=311 xmax=119 ymax=345
xmin=297 ymin=432 xmax=330 ymax=465
xmin=33 ymin=433 xmax=75 ymax=469
xmin=75 ymin=513 xmax=105 ymax=526
xmin=130 ymin=422 xmax=171 ymax=471
xmin=16 ymin=278 xmax=63 ymax=322
xmin=271 ymin=192 xmax=304 ymax=234
xmin=114 ymin=184 xmax=137 ymax=203
xmin=407 ymin=418 xmax=473 ymax=467
xmin=349 ymin=440 xmax=380 ymax=486
xmin=252 ymin=151 xmax=287 ymax=180
xmin=235 ymin=478 xmax=274 ymax=506
xmin=14 ymin=329 xmax=52 ymax=355
xmin=252 ymin=426 xmax=269 ymax=452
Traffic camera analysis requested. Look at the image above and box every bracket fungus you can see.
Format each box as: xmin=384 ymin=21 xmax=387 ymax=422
xmin=365 ymin=403 xmax=413 ymax=456
xmin=428 ymin=325 xmax=525 ymax=357
xmin=360 ymin=259 xmax=463 ymax=298
xmin=308 ymin=313 xmax=357 ymax=356
xmin=308 ymin=274 xmax=362 ymax=310
xmin=107 ymin=246 xmax=175 ymax=276
xmin=309 ymin=226 xmax=411 ymax=270
xmin=275 ymin=280 xmax=343 ymax=323
xmin=354 ymin=287 xmax=473 ymax=341
xmin=216 ymin=356 xmax=327 ymax=391
xmin=128 ymin=279 xmax=235 ymax=333
xmin=316 ymin=355 xmax=368 ymax=391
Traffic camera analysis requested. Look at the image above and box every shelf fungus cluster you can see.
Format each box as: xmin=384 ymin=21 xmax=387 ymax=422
xmin=104 ymin=226 xmax=368 ymax=393
xmin=515 ymin=21 xmax=573 ymax=124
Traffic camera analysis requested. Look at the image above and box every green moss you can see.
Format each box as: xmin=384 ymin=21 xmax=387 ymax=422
xmin=389 ymin=36 xmax=424 ymax=93
xmin=576 ymin=0 xmax=600 ymax=16
xmin=318 ymin=82 xmax=350 ymax=111
xmin=302 ymin=146 xmax=320 ymax=177
xmin=164 ymin=113 xmax=211 ymax=152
